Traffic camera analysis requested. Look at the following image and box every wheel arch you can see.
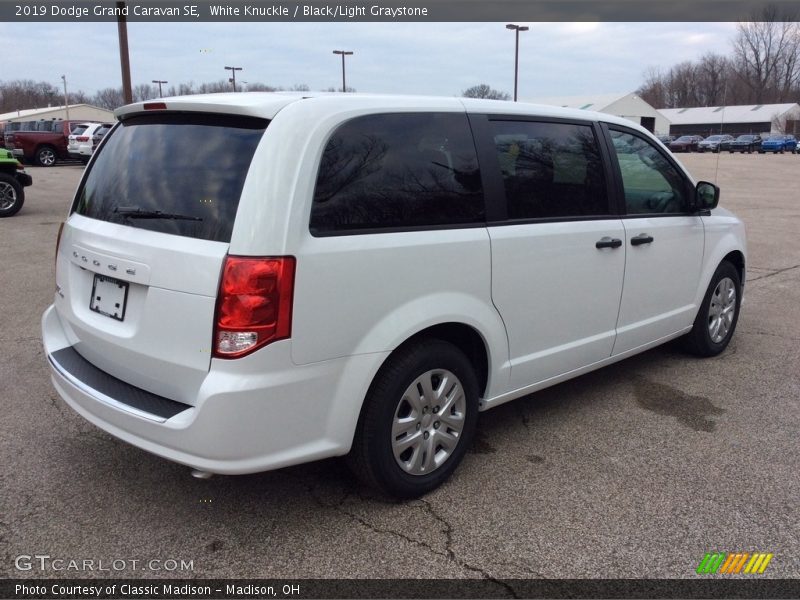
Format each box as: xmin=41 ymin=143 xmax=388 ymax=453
xmin=722 ymin=249 xmax=745 ymax=285
xmin=694 ymin=221 xmax=747 ymax=311
xmin=390 ymin=322 xmax=490 ymax=399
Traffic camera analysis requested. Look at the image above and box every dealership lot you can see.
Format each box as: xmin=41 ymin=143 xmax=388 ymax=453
xmin=1 ymin=154 xmax=798 ymax=580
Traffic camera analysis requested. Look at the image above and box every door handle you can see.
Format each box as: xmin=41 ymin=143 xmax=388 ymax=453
xmin=630 ymin=234 xmax=654 ymax=246
xmin=595 ymin=237 xmax=623 ymax=249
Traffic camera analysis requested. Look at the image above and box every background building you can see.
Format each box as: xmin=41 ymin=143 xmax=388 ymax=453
xmin=529 ymin=92 xmax=670 ymax=134
xmin=0 ymin=104 xmax=115 ymax=125
xmin=659 ymin=104 xmax=800 ymax=136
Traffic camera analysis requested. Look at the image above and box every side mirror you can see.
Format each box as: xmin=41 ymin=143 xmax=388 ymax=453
xmin=695 ymin=181 xmax=720 ymax=211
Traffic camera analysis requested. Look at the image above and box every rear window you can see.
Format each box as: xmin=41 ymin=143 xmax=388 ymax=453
xmin=73 ymin=113 xmax=267 ymax=243
xmin=72 ymin=125 xmax=90 ymax=136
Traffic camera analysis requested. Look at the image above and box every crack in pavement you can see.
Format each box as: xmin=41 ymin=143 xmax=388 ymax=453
xmin=747 ymin=264 xmax=800 ymax=282
xmin=307 ymin=484 xmax=520 ymax=596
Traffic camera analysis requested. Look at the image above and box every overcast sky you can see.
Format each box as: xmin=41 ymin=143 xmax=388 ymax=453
xmin=0 ymin=21 xmax=738 ymax=99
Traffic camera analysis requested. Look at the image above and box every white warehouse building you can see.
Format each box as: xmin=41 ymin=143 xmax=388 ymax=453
xmin=659 ymin=103 xmax=800 ymax=136
xmin=528 ymin=92 xmax=670 ymax=135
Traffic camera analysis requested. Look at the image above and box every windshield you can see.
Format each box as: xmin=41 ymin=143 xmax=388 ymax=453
xmin=705 ymin=135 xmax=724 ymax=141
xmin=73 ymin=113 xmax=268 ymax=243
xmin=736 ymin=135 xmax=754 ymax=141
xmin=675 ymin=136 xmax=693 ymax=142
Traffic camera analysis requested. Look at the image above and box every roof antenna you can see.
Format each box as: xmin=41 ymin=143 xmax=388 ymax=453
xmin=714 ymin=82 xmax=727 ymax=185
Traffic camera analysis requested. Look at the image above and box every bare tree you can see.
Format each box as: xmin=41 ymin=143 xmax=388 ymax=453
xmin=461 ymin=84 xmax=510 ymax=100
xmin=696 ymin=53 xmax=731 ymax=106
xmin=132 ymin=83 xmax=157 ymax=102
xmin=0 ymin=80 xmax=61 ymax=113
xmin=92 ymin=87 xmax=126 ymax=110
xmin=637 ymin=66 xmax=669 ymax=108
xmin=732 ymin=7 xmax=800 ymax=104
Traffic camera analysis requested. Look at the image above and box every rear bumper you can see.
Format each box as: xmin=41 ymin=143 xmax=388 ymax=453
xmin=42 ymin=305 xmax=388 ymax=474
xmin=16 ymin=172 xmax=32 ymax=187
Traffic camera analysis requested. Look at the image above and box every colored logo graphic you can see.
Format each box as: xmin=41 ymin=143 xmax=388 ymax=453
xmin=697 ymin=552 xmax=774 ymax=574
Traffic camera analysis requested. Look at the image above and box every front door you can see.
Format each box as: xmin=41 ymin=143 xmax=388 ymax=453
xmin=605 ymin=126 xmax=704 ymax=355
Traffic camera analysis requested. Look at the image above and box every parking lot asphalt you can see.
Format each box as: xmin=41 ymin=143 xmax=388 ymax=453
xmin=1 ymin=154 xmax=798 ymax=582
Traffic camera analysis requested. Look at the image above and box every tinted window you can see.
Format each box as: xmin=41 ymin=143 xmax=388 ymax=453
xmin=489 ymin=120 xmax=608 ymax=219
xmin=610 ymin=129 xmax=687 ymax=214
xmin=73 ymin=114 xmax=267 ymax=243
xmin=311 ymin=113 xmax=483 ymax=234
xmin=72 ymin=125 xmax=89 ymax=135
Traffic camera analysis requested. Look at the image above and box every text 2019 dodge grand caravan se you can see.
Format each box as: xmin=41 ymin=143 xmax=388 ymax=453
xmin=43 ymin=94 xmax=746 ymax=497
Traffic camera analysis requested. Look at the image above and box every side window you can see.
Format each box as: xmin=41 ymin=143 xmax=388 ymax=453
xmin=610 ymin=129 xmax=688 ymax=215
xmin=310 ymin=113 xmax=484 ymax=234
xmin=489 ymin=120 xmax=609 ymax=220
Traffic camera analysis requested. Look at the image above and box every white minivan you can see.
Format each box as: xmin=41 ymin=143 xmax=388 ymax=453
xmin=42 ymin=94 xmax=746 ymax=497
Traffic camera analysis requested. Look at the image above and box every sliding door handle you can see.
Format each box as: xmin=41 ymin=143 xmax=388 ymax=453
xmin=596 ymin=237 xmax=623 ymax=249
xmin=631 ymin=234 xmax=654 ymax=246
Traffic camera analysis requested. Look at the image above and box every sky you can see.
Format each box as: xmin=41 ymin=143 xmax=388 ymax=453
xmin=0 ymin=21 xmax=738 ymax=100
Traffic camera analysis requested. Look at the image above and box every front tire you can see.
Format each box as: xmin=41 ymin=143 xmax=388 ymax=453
xmin=347 ymin=339 xmax=479 ymax=498
xmin=0 ymin=173 xmax=24 ymax=217
xmin=683 ymin=261 xmax=741 ymax=357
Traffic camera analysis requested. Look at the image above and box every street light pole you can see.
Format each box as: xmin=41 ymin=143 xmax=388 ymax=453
xmin=506 ymin=24 xmax=529 ymax=102
xmin=332 ymin=50 xmax=353 ymax=92
xmin=60 ymin=75 xmax=70 ymax=122
xmin=152 ymin=80 xmax=167 ymax=98
xmin=224 ymin=66 xmax=242 ymax=92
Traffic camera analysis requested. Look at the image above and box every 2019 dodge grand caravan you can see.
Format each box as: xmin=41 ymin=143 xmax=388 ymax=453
xmin=42 ymin=93 xmax=746 ymax=497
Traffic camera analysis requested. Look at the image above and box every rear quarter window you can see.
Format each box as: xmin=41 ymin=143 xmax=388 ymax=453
xmin=310 ymin=112 xmax=484 ymax=234
xmin=72 ymin=113 xmax=267 ymax=243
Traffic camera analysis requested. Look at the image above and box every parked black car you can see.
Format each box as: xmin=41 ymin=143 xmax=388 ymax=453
xmin=729 ymin=134 xmax=762 ymax=153
xmin=669 ymin=135 xmax=703 ymax=152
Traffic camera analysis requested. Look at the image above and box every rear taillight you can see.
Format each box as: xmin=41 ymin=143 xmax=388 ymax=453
xmin=213 ymin=256 xmax=296 ymax=359
xmin=76 ymin=136 xmax=89 ymax=142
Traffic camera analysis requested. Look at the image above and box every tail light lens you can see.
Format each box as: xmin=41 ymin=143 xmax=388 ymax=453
xmin=76 ymin=136 xmax=89 ymax=142
xmin=213 ymin=256 xmax=296 ymax=359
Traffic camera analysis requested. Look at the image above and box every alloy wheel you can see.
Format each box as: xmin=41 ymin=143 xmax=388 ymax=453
xmin=708 ymin=277 xmax=737 ymax=343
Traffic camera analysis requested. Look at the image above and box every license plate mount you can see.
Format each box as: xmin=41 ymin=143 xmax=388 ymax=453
xmin=90 ymin=274 xmax=129 ymax=321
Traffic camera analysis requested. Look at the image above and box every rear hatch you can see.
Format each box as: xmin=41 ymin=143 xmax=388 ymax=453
xmin=67 ymin=124 xmax=90 ymax=153
xmin=54 ymin=112 xmax=268 ymax=404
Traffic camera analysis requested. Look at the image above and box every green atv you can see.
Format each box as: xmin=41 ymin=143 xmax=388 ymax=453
xmin=0 ymin=149 xmax=33 ymax=217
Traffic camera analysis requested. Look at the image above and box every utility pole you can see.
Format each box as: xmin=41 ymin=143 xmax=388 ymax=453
xmin=117 ymin=1 xmax=132 ymax=104
xmin=61 ymin=75 xmax=70 ymax=122
xmin=152 ymin=80 xmax=167 ymax=98
xmin=506 ymin=24 xmax=529 ymax=102
xmin=332 ymin=50 xmax=353 ymax=92
xmin=225 ymin=66 xmax=242 ymax=92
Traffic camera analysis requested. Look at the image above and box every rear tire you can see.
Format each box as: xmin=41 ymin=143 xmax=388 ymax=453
xmin=347 ymin=339 xmax=479 ymax=498
xmin=683 ymin=261 xmax=741 ymax=357
xmin=0 ymin=173 xmax=24 ymax=217
xmin=36 ymin=145 xmax=57 ymax=167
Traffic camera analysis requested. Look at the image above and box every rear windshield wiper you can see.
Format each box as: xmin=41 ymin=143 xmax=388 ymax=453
xmin=115 ymin=206 xmax=203 ymax=221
